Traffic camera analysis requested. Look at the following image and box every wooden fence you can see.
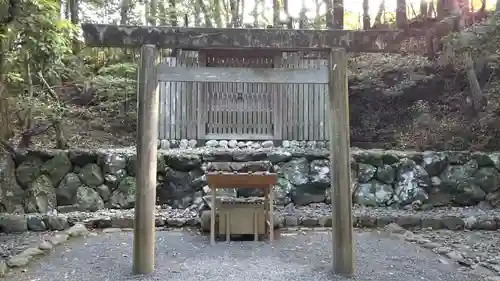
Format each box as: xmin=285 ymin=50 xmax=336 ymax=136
xmin=157 ymin=50 xmax=332 ymax=141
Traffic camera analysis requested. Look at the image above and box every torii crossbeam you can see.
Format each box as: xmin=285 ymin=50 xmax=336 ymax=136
xmin=81 ymin=23 xmax=410 ymax=52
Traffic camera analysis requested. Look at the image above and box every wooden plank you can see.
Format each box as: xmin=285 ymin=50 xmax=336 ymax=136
xmin=197 ymin=51 xmax=207 ymax=139
xmin=174 ymin=82 xmax=181 ymax=139
xmin=272 ymin=54 xmax=283 ymax=140
xmin=328 ymin=48 xmax=354 ymax=276
xmin=304 ymin=83 xmax=310 ymax=141
xmin=133 ymin=44 xmax=158 ymax=274
xmin=158 ymin=82 xmax=166 ymax=140
xmin=204 ymin=133 xmax=273 ymax=140
xmin=157 ymin=65 xmax=329 ymax=84
xmin=81 ymin=24 xmax=409 ymax=53
xmin=207 ymin=173 xmax=277 ymax=187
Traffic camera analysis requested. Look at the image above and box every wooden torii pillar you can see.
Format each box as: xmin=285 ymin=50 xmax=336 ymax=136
xmin=80 ymin=24 xmax=410 ymax=277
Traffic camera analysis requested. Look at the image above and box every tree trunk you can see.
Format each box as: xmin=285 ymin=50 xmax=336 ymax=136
xmin=437 ymin=0 xmax=448 ymax=19
xmin=362 ymin=0 xmax=370 ymax=29
xmin=169 ymin=0 xmax=178 ymax=56
xmin=253 ymin=0 xmax=259 ymax=27
xmin=419 ymin=0 xmax=428 ymax=17
xmin=199 ymin=0 xmax=213 ymax=27
xmin=69 ymin=0 xmax=80 ymax=53
xmin=373 ymin=1 xmax=385 ymax=26
xmin=325 ymin=0 xmax=334 ymax=28
xmin=213 ymin=0 xmax=223 ymax=27
xmin=396 ymin=0 xmax=407 ymax=29
xmin=148 ymin=0 xmax=158 ymax=26
xmin=273 ymin=0 xmax=279 ymax=27
xmin=168 ymin=0 xmax=177 ymax=26
xmin=158 ymin=1 xmax=167 ymax=25
xmin=299 ymin=0 xmax=306 ymax=28
xmin=333 ymin=0 xmax=344 ymax=29
xmin=230 ymin=0 xmax=238 ymax=27
xmin=239 ymin=0 xmax=245 ymax=27
xmin=120 ymin=0 xmax=131 ymax=25
xmin=194 ymin=0 xmax=200 ymax=26
xmin=465 ymin=52 xmax=485 ymax=114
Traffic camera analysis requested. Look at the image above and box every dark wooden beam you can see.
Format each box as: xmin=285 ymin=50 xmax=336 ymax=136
xmin=81 ymin=23 xmax=413 ymax=52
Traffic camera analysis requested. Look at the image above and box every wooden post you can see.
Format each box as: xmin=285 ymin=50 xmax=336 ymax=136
xmin=133 ymin=44 xmax=159 ymax=275
xmin=328 ymin=48 xmax=354 ymax=277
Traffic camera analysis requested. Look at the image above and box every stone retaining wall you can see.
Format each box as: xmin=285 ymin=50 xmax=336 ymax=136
xmin=1 ymin=147 xmax=500 ymax=214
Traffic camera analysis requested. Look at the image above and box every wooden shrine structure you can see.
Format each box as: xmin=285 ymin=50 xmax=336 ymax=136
xmin=82 ymin=24 xmax=415 ymax=142
xmin=80 ymin=23 xmax=417 ymax=278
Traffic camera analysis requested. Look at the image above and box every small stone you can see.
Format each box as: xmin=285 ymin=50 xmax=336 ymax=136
xmin=205 ymin=140 xmax=218 ymax=147
xmin=435 ymin=247 xmax=451 ymax=254
xmin=160 ymin=139 xmax=170 ymax=149
xmin=463 ymin=216 xmax=478 ymax=229
xmin=474 ymin=218 xmax=497 ymax=230
xmin=49 ymin=234 xmax=69 ymax=246
xmin=421 ymin=242 xmax=441 ymax=249
xmin=27 ymin=216 xmax=46 ymax=232
xmin=219 ymin=140 xmax=228 ymax=148
xmin=110 ymin=216 xmax=134 ymax=228
xmin=179 ymin=139 xmax=189 ymax=149
xmin=169 ymin=140 xmax=179 ymax=148
xmin=44 ymin=215 xmax=69 ymax=231
xmin=6 ymin=255 xmax=30 ymax=268
xmin=167 ymin=218 xmax=187 ymax=227
xmin=188 ymin=139 xmax=197 ymax=148
xmin=261 ymin=140 xmax=274 ymax=148
xmin=431 ymin=176 xmax=441 ymax=186
xmin=284 ymin=215 xmax=299 ymax=227
xmin=301 ymin=217 xmax=319 ymax=227
xmin=102 ymin=228 xmax=122 ymax=233
xmin=318 ymin=216 xmax=332 ymax=227
xmin=384 ymin=223 xmax=406 ymax=234
xmin=421 ymin=218 xmax=443 ymax=229
xmin=38 ymin=241 xmax=53 ymax=251
xmin=282 ymin=140 xmax=291 ymax=148
xmin=0 ymin=261 xmax=7 ymax=277
xmin=0 ymin=214 xmax=27 ymax=233
xmin=66 ymin=224 xmax=89 ymax=237
xmin=441 ymin=217 xmax=464 ymax=230
xmin=228 ymin=140 xmax=238 ymax=148
xmin=21 ymin=247 xmax=45 ymax=257
xmin=155 ymin=218 xmax=166 ymax=227
xmin=445 ymin=251 xmax=465 ymax=262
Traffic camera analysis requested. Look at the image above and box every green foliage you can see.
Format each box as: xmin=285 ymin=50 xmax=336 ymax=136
xmin=97 ymin=63 xmax=138 ymax=80
xmin=90 ymin=75 xmax=136 ymax=106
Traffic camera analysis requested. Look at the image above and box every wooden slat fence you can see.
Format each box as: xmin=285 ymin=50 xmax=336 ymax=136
xmin=157 ymin=51 xmax=332 ymax=141
xmin=279 ymin=52 xmax=330 ymax=141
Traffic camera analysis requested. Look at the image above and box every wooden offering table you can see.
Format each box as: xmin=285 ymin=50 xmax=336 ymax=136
xmin=206 ymin=172 xmax=277 ymax=245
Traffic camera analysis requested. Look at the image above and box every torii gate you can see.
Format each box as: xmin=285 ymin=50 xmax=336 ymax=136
xmin=81 ymin=23 xmax=410 ymax=278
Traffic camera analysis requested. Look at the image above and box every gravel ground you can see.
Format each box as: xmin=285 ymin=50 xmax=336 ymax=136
xmin=413 ymin=229 xmax=500 ymax=274
xmin=8 ymin=229 xmax=489 ymax=281
xmin=0 ymin=231 xmax=53 ymax=261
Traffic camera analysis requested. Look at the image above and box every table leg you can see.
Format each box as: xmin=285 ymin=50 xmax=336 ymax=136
xmin=226 ymin=212 xmax=230 ymax=242
xmin=269 ymin=185 xmax=274 ymax=242
xmin=210 ymin=186 xmax=216 ymax=245
xmin=253 ymin=211 xmax=258 ymax=241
